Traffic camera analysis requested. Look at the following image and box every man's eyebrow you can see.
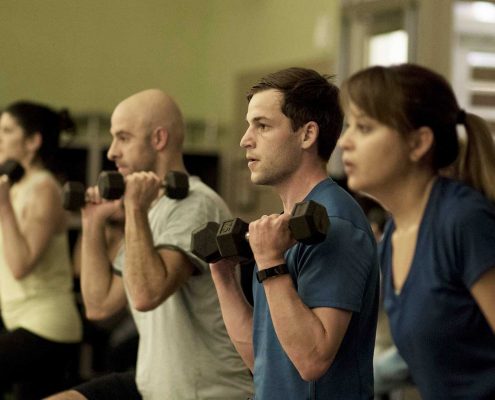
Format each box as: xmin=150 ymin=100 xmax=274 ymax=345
xmin=247 ymin=116 xmax=270 ymax=123
xmin=111 ymin=130 xmax=131 ymax=137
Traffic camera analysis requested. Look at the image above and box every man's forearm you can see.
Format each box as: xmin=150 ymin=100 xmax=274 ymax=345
xmin=80 ymin=219 xmax=117 ymax=318
xmin=211 ymin=265 xmax=255 ymax=371
xmin=124 ymin=205 xmax=169 ymax=310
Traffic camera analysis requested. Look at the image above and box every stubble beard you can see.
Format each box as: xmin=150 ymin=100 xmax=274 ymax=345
xmin=251 ymin=161 xmax=295 ymax=187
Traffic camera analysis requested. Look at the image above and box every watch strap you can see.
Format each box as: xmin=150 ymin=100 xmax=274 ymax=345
xmin=256 ymin=264 xmax=289 ymax=283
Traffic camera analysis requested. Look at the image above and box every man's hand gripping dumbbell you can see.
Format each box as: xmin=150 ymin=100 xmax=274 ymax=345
xmin=62 ymin=170 xmax=189 ymax=211
xmin=191 ymin=200 xmax=329 ymax=264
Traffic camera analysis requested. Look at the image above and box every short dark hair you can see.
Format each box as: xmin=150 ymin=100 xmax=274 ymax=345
xmin=247 ymin=67 xmax=343 ymax=162
xmin=3 ymin=101 xmax=75 ymax=171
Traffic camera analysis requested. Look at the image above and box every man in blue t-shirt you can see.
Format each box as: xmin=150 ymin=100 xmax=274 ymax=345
xmin=211 ymin=67 xmax=380 ymax=399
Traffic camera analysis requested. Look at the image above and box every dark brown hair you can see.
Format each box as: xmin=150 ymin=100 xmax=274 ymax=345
xmin=247 ymin=67 xmax=343 ymax=162
xmin=4 ymin=101 xmax=75 ymax=172
xmin=341 ymin=63 xmax=495 ymax=200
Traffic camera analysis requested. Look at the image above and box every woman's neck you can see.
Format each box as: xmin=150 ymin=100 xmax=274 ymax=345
xmin=377 ymin=172 xmax=437 ymax=231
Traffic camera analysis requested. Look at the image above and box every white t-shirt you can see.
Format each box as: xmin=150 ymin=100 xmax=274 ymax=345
xmin=114 ymin=176 xmax=253 ymax=400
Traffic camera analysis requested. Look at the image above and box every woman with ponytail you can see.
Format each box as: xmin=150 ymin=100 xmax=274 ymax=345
xmin=338 ymin=64 xmax=495 ymax=400
xmin=0 ymin=101 xmax=82 ymax=399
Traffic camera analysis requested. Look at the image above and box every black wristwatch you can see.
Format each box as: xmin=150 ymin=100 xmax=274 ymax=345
xmin=256 ymin=264 xmax=289 ymax=283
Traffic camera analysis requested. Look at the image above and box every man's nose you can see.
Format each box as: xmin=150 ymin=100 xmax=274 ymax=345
xmin=240 ymin=128 xmax=254 ymax=148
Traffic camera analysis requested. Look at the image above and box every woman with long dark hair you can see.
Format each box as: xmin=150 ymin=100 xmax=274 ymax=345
xmin=0 ymin=101 xmax=82 ymax=399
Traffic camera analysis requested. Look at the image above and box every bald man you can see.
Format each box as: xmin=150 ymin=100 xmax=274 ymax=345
xmin=46 ymin=90 xmax=253 ymax=400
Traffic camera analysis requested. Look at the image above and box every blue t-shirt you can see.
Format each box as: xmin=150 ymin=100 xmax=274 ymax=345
xmin=252 ymin=178 xmax=380 ymax=399
xmin=380 ymin=178 xmax=495 ymax=400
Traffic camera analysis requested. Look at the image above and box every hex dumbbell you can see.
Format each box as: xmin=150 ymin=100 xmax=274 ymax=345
xmin=191 ymin=219 xmax=253 ymax=263
xmin=190 ymin=221 xmax=226 ymax=263
xmin=62 ymin=170 xmax=190 ymax=211
xmin=98 ymin=171 xmax=189 ymax=200
xmin=191 ymin=200 xmax=330 ymax=263
xmin=62 ymin=181 xmax=86 ymax=211
xmin=0 ymin=159 xmax=25 ymax=184
xmin=218 ymin=200 xmax=329 ymax=258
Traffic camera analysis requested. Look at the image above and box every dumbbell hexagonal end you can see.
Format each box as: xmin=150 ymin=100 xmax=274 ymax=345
xmin=63 ymin=182 xmax=86 ymax=211
xmin=98 ymin=171 xmax=125 ymax=200
xmin=165 ymin=171 xmax=189 ymax=199
xmin=191 ymin=221 xmax=222 ymax=263
xmin=289 ymin=200 xmax=329 ymax=245
xmin=216 ymin=218 xmax=252 ymax=260
xmin=1 ymin=159 xmax=25 ymax=184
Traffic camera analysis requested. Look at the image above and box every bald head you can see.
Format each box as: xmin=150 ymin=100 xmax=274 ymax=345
xmin=112 ymin=89 xmax=185 ymax=152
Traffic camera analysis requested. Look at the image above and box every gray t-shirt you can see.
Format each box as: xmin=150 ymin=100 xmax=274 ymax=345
xmin=114 ymin=176 xmax=253 ymax=399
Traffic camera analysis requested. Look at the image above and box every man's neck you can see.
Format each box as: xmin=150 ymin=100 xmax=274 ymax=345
xmin=156 ymin=155 xmax=188 ymax=179
xmin=276 ymin=166 xmax=328 ymax=214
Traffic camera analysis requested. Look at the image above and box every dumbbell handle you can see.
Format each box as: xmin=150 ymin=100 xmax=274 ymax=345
xmin=216 ymin=200 xmax=329 ymax=259
xmin=190 ymin=221 xmax=277 ymax=264
xmin=191 ymin=201 xmax=329 ymax=263
xmin=98 ymin=171 xmax=189 ymax=200
xmin=220 ymin=202 xmax=328 ymax=242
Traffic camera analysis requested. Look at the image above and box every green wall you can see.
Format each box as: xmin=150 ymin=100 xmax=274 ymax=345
xmin=0 ymin=0 xmax=340 ymax=127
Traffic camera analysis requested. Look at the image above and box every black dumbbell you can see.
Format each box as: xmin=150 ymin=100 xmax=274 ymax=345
xmin=215 ymin=218 xmax=253 ymax=261
xmin=63 ymin=170 xmax=190 ymax=211
xmin=218 ymin=200 xmax=329 ymax=258
xmin=0 ymin=159 xmax=25 ymax=184
xmin=98 ymin=171 xmax=189 ymax=200
xmin=62 ymin=181 xmax=86 ymax=211
xmin=191 ymin=221 xmax=226 ymax=263
xmin=191 ymin=200 xmax=330 ymax=263
xmin=191 ymin=219 xmax=254 ymax=263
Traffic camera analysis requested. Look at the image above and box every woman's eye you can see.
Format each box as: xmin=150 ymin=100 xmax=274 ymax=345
xmin=357 ymin=124 xmax=371 ymax=133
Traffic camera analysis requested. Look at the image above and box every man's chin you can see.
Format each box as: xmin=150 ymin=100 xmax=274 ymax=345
xmin=250 ymin=174 xmax=271 ymax=186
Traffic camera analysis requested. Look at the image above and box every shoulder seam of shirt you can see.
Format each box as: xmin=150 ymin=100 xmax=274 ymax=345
xmin=327 ymin=215 xmax=373 ymax=241
xmin=155 ymin=243 xmax=206 ymax=274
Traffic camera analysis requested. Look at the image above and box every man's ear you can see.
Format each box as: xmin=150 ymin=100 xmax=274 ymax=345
xmin=151 ymin=127 xmax=168 ymax=150
xmin=300 ymin=121 xmax=319 ymax=150
xmin=408 ymin=126 xmax=434 ymax=162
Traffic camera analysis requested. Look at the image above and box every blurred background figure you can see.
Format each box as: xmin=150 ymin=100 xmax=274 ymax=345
xmin=0 ymin=101 xmax=82 ymax=399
